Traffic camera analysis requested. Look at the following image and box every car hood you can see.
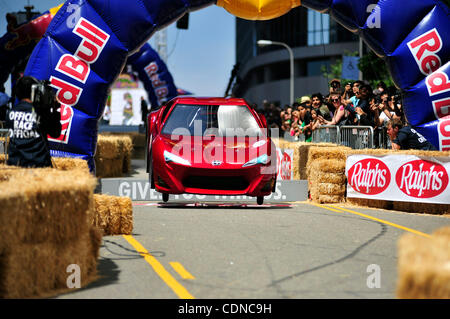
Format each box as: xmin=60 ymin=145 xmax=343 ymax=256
xmin=160 ymin=135 xmax=271 ymax=166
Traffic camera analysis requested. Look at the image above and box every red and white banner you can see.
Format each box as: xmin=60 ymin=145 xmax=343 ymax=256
xmin=346 ymin=155 xmax=450 ymax=204
xmin=276 ymin=148 xmax=294 ymax=181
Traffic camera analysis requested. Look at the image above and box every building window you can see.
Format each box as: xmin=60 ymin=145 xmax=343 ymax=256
xmin=307 ymin=59 xmax=331 ymax=77
xmin=307 ymin=9 xmax=330 ymax=46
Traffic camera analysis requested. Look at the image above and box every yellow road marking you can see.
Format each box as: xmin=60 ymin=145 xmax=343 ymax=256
xmin=313 ymin=203 xmax=432 ymax=238
xmin=122 ymin=235 xmax=195 ymax=299
xmin=170 ymin=262 xmax=196 ymax=280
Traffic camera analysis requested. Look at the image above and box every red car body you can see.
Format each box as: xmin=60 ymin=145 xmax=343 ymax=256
xmin=146 ymin=97 xmax=277 ymax=204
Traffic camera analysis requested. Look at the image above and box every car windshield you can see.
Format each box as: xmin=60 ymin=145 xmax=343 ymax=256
xmin=161 ymin=104 xmax=263 ymax=137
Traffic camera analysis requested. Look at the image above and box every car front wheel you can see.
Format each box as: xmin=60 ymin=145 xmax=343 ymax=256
xmin=257 ymin=196 xmax=264 ymax=205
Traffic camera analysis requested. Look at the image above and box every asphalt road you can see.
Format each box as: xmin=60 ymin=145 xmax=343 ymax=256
xmin=57 ymin=201 xmax=449 ymax=300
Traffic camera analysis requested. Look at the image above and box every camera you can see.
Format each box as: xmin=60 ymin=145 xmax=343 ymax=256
xmin=374 ymin=96 xmax=382 ymax=104
xmin=331 ymin=82 xmax=339 ymax=89
xmin=31 ymin=80 xmax=60 ymax=111
xmin=392 ymin=94 xmax=402 ymax=107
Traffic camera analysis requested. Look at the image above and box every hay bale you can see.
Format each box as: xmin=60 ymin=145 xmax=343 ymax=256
xmin=306 ymin=146 xmax=349 ymax=180
xmin=95 ymin=135 xmax=122 ymax=159
xmin=316 ymin=171 xmax=346 ymax=184
xmin=95 ymin=157 xmax=124 ymax=178
xmin=0 ymin=167 xmax=101 ymax=298
xmin=396 ymin=226 xmax=450 ymax=299
xmin=0 ymin=168 xmax=97 ymax=247
xmin=0 ymin=227 xmax=101 ymax=298
xmin=102 ymin=132 xmax=144 ymax=159
xmin=318 ymin=183 xmax=346 ymax=196
xmin=93 ymin=194 xmax=133 ymax=235
xmin=119 ymin=137 xmax=133 ymax=174
xmin=307 ymin=146 xmax=350 ymax=162
xmin=95 ymin=134 xmax=133 ymax=178
xmin=297 ymin=142 xmax=340 ymax=179
xmin=307 ymin=155 xmax=347 ymax=203
xmin=52 ymin=157 xmax=89 ymax=172
xmin=118 ymin=196 xmax=134 ymax=235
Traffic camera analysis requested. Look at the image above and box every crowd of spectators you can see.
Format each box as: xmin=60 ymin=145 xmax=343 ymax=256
xmin=258 ymin=79 xmax=406 ymax=145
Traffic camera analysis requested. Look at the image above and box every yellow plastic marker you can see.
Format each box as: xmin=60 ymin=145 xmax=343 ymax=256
xmin=217 ymin=0 xmax=301 ymax=20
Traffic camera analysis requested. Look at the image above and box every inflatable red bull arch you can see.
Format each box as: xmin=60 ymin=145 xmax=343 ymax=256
xmin=3 ymin=0 xmax=450 ymax=172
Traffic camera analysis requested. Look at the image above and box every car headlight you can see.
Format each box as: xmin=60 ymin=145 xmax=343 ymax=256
xmin=164 ymin=151 xmax=191 ymax=166
xmin=242 ymin=154 xmax=269 ymax=167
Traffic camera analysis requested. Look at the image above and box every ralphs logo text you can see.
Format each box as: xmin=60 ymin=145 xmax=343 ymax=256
xmin=396 ymin=160 xmax=448 ymax=198
xmin=348 ymin=158 xmax=390 ymax=195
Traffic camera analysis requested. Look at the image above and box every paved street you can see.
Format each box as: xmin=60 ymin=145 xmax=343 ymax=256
xmin=57 ymin=200 xmax=449 ymax=299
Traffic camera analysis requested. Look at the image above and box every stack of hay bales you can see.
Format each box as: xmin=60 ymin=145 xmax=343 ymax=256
xmin=396 ymin=226 xmax=450 ymax=299
xmin=93 ymin=194 xmax=133 ymax=236
xmin=306 ymin=146 xmax=350 ymax=203
xmin=346 ymin=149 xmax=450 ymax=214
xmin=1 ymin=159 xmax=134 ymax=237
xmin=46 ymin=159 xmax=135 ymax=234
xmin=0 ymin=167 xmax=101 ymax=298
xmin=95 ymin=134 xmax=133 ymax=178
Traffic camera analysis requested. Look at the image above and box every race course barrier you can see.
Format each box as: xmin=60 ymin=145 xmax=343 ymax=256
xmin=303 ymin=144 xmax=450 ymax=215
xmin=0 ymin=161 xmax=134 ymax=297
xmin=0 ymin=166 xmax=100 ymax=298
xmin=94 ymin=134 xmax=134 ymax=178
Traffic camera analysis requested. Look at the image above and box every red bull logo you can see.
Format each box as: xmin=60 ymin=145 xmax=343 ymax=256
xmin=408 ymin=28 xmax=443 ymax=76
xmin=49 ymin=17 xmax=110 ymax=144
xmin=410 ymin=28 xmax=450 ymax=151
xmin=144 ymin=61 xmax=169 ymax=105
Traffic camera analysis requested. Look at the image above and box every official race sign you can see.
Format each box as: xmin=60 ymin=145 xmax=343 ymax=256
xmin=346 ymin=155 xmax=450 ymax=204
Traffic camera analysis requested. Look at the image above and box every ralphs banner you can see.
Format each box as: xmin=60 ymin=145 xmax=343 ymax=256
xmin=346 ymin=155 xmax=450 ymax=204
xmin=276 ymin=148 xmax=294 ymax=181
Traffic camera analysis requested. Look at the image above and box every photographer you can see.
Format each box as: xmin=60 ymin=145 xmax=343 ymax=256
xmin=387 ymin=118 xmax=436 ymax=151
xmin=329 ymin=79 xmax=341 ymax=95
xmin=6 ymin=76 xmax=61 ymax=168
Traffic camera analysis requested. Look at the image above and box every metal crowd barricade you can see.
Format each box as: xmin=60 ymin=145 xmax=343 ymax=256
xmin=311 ymin=125 xmax=340 ymax=144
xmin=283 ymin=130 xmax=305 ymax=142
xmin=339 ymin=125 xmax=374 ymax=149
xmin=375 ymin=126 xmax=391 ymax=149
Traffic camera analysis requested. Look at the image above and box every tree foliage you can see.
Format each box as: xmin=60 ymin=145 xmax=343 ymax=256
xmin=322 ymin=50 xmax=395 ymax=89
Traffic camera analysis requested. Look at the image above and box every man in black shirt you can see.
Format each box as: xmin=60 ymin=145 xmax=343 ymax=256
xmin=387 ymin=118 xmax=436 ymax=151
xmin=6 ymin=76 xmax=61 ymax=168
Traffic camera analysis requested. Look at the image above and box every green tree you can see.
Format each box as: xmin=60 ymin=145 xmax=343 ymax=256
xmin=322 ymin=50 xmax=395 ymax=89
xmin=358 ymin=50 xmax=395 ymax=88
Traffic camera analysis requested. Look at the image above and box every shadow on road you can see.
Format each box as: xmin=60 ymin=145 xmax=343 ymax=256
xmin=156 ymin=202 xmax=293 ymax=209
